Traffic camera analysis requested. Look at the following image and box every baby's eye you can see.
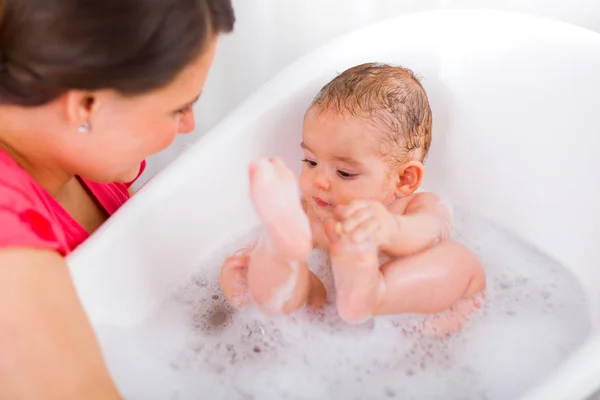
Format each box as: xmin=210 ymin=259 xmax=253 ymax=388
xmin=302 ymin=159 xmax=317 ymax=167
xmin=337 ymin=170 xmax=358 ymax=179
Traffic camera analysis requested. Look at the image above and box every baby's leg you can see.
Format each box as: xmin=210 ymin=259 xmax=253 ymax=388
xmin=327 ymin=224 xmax=384 ymax=324
xmin=329 ymin=221 xmax=485 ymax=330
xmin=245 ymin=158 xmax=324 ymax=314
xmin=377 ymin=240 xmax=486 ymax=334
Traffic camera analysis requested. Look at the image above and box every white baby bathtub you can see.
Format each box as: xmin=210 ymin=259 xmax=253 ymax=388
xmin=67 ymin=9 xmax=600 ymax=400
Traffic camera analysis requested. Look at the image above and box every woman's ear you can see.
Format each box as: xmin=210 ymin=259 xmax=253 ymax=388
xmin=63 ymin=90 xmax=98 ymax=132
xmin=396 ymin=160 xmax=424 ymax=196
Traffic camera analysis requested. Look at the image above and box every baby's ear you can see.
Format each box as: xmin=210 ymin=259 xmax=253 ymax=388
xmin=396 ymin=160 xmax=424 ymax=196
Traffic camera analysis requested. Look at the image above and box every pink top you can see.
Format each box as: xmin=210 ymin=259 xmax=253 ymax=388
xmin=0 ymin=149 xmax=146 ymax=256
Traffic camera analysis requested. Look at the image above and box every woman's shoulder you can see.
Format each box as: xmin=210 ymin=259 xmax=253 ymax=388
xmin=0 ymin=150 xmax=45 ymax=207
xmin=0 ymin=150 xmax=65 ymax=255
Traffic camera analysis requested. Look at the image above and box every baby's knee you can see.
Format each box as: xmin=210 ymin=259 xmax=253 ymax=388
xmin=451 ymin=243 xmax=486 ymax=295
xmin=433 ymin=240 xmax=486 ymax=280
xmin=466 ymin=264 xmax=487 ymax=296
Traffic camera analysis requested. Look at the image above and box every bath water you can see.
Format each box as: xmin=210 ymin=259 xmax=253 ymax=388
xmin=96 ymin=208 xmax=590 ymax=400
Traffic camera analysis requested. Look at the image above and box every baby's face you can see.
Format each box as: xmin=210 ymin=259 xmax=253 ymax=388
xmin=299 ymin=109 xmax=399 ymax=224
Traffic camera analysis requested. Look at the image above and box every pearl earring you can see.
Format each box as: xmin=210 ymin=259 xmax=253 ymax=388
xmin=78 ymin=122 xmax=90 ymax=134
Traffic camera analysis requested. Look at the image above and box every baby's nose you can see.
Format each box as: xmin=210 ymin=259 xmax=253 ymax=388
xmin=313 ymin=171 xmax=330 ymax=190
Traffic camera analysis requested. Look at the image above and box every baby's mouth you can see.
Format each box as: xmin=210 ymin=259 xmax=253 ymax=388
xmin=313 ymin=196 xmax=332 ymax=208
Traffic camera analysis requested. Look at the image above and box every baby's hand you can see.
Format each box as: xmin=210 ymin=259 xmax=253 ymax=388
xmin=335 ymin=200 xmax=399 ymax=250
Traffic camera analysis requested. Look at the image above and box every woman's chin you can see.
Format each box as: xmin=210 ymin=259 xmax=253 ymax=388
xmin=112 ymin=164 xmax=143 ymax=184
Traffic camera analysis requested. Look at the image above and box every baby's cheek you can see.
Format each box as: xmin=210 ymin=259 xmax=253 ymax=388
xmin=336 ymin=187 xmax=364 ymax=205
xmin=298 ymin=174 xmax=311 ymax=197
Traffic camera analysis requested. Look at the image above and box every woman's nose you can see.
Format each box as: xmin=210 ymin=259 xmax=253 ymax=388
xmin=178 ymin=111 xmax=196 ymax=134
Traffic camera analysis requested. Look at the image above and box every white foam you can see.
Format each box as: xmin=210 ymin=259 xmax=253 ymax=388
xmin=96 ymin=208 xmax=590 ymax=400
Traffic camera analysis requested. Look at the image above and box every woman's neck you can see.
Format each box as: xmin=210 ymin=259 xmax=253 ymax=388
xmin=0 ymin=125 xmax=73 ymax=199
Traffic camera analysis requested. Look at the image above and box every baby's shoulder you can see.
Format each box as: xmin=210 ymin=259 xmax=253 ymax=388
xmin=409 ymin=191 xmax=443 ymax=203
xmin=389 ymin=191 xmax=443 ymax=214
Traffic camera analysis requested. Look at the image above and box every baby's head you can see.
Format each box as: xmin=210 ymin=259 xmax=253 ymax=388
xmin=300 ymin=62 xmax=432 ymax=221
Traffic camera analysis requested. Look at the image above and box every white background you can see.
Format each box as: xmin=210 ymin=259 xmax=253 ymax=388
xmin=136 ymin=0 xmax=600 ymax=186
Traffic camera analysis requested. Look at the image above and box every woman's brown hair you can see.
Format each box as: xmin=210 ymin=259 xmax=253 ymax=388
xmin=0 ymin=0 xmax=234 ymax=106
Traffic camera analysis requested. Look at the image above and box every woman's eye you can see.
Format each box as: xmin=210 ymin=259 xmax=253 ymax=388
xmin=302 ymin=159 xmax=317 ymax=167
xmin=176 ymin=105 xmax=192 ymax=115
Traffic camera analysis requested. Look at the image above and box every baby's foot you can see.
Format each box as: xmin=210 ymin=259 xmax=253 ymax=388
xmin=325 ymin=219 xmax=383 ymax=324
xmin=220 ymin=251 xmax=251 ymax=308
xmin=421 ymin=294 xmax=484 ymax=337
xmin=249 ymin=157 xmax=312 ymax=261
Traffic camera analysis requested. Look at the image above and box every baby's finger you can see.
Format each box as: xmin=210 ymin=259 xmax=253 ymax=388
xmin=324 ymin=218 xmax=341 ymax=241
xmin=342 ymin=207 xmax=373 ymax=233
xmin=351 ymin=218 xmax=379 ymax=243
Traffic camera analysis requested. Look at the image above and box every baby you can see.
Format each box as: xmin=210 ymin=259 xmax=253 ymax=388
xmin=220 ymin=63 xmax=486 ymax=333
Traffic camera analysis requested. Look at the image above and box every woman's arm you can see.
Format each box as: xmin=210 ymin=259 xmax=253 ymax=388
xmin=0 ymin=247 xmax=122 ymax=400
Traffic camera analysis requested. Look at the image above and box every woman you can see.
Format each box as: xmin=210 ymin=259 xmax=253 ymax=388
xmin=0 ymin=0 xmax=235 ymax=397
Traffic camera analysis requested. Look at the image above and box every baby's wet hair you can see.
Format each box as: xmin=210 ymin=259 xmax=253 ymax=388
xmin=309 ymin=62 xmax=432 ymax=164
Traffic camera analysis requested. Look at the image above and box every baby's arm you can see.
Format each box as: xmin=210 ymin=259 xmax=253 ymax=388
xmin=384 ymin=192 xmax=450 ymax=257
xmin=335 ymin=192 xmax=450 ymax=257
